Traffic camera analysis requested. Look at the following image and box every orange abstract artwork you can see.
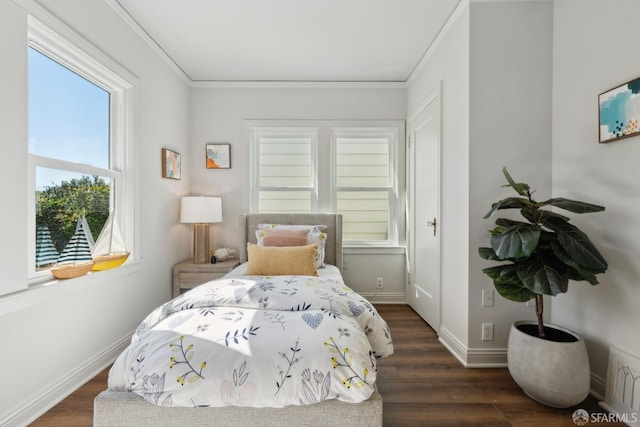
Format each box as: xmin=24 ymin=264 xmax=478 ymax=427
xmin=206 ymin=144 xmax=231 ymax=169
xmin=161 ymin=148 xmax=181 ymax=179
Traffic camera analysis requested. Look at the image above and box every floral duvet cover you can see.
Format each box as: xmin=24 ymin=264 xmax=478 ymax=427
xmin=108 ymin=271 xmax=394 ymax=408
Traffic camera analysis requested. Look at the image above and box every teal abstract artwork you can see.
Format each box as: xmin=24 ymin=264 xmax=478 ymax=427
xmin=599 ymin=77 xmax=640 ymax=143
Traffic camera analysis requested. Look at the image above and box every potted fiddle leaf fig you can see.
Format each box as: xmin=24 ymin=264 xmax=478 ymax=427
xmin=479 ymin=167 xmax=608 ymax=408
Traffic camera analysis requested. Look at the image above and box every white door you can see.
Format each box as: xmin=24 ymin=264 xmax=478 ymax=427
xmin=407 ymin=89 xmax=441 ymax=331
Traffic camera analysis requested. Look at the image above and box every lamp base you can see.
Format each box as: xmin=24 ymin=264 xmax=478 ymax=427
xmin=192 ymin=223 xmax=210 ymax=264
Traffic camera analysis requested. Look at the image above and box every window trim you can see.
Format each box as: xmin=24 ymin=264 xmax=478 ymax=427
xmin=331 ymin=127 xmax=399 ymax=246
xmin=27 ymin=17 xmax=136 ymax=284
xmin=246 ymin=120 xmax=403 ymax=247
xmin=249 ymin=126 xmax=319 ymax=213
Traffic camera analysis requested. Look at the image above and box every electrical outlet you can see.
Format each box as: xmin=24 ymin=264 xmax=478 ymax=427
xmin=481 ymin=289 xmax=494 ymax=307
xmin=481 ymin=323 xmax=494 ymax=341
xmin=376 ymin=278 xmax=384 ymax=289
xmin=526 ymin=299 xmax=535 ymax=308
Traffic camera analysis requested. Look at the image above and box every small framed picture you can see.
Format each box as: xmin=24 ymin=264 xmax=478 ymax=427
xmin=206 ymin=143 xmax=231 ymax=169
xmin=598 ymin=76 xmax=640 ymax=143
xmin=161 ymin=148 xmax=181 ymax=179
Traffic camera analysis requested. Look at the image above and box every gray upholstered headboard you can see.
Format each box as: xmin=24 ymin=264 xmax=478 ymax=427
xmin=239 ymin=213 xmax=343 ymax=271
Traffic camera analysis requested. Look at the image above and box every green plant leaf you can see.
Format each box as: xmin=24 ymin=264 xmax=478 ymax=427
xmin=495 ymin=218 xmax=527 ymax=228
xmin=483 ymin=264 xmax=534 ymax=300
xmin=478 ymin=247 xmax=500 ymax=261
xmin=484 ymin=197 xmax=531 ymax=218
xmin=501 ymin=167 xmax=530 ymax=196
xmin=541 ymin=215 xmax=608 ymax=270
xmin=481 ymin=265 xmax=508 ymax=280
xmin=520 ymin=208 xmax=569 ymax=225
xmin=517 ymin=260 xmax=569 ymax=296
xmin=549 ymin=237 xmax=602 ymax=284
xmin=495 ymin=281 xmax=536 ymax=302
xmin=489 ymin=225 xmax=505 ymax=237
xmin=548 ymin=236 xmax=605 ymax=280
xmin=567 ymin=266 xmax=600 ymax=285
xmin=539 ymin=198 xmax=605 ymax=214
xmin=490 ymin=223 xmax=541 ymax=259
xmin=482 ymin=265 xmax=535 ymax=302
xmin=483 ymin=263 xmax=517 ymax=282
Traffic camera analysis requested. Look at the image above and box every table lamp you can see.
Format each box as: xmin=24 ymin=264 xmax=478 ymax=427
xmin=180 ymin=196 xmax=223 ymax=264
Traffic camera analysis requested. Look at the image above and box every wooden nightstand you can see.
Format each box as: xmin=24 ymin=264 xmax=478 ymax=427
xmin=172 ymin=259 xmax=241 ymax=297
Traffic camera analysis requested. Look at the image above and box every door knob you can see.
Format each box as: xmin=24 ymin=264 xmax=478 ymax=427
xmin=427 ymin=218 xmax=437 ymax=237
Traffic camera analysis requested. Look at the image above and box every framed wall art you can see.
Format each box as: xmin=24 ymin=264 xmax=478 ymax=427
xmin=206 ymin=143 xmax=231 ymax=169
xmin=162 ymin=148 xmax=181 ymax=179
xmin=598 ymin=76 xmax=640 ymax=143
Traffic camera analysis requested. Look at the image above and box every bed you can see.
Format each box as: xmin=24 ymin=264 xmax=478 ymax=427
xmin=94 ymin=213 xmax=393 ymax=426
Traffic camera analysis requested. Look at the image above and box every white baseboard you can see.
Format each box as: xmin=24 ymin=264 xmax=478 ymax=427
xmin=438 ymin=326 xmax=510 ymax=367
xmin=466 ymin=347 xmax=508 ymax=367
xmin=590 ymin=372 xmax=606 ymax=401
xmin=1 ymin=331 xmax=132 ymax=427
xmin=438 ymin=326 xmax=471 ymax=366
xmin=438 ymin=327 xmax=508 ymax=367
xmin=361 ymin=292 xmax=405 ymax=304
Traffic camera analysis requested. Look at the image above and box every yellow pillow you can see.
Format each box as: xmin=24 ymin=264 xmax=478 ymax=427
xmin=246 ymin=243 xmax=318 ymax=276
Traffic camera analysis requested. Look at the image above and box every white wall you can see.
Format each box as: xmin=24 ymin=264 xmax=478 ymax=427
xmin=468 ymin=1 xmax=553 ymax=352
xmin=0 ymin=1 xmax=192 ymax=425
xmin=189 ymin=86 xmax=407 ymax=300
xmin=551 ymin=0 xmax=640 ymax=387
xmin=406 ymin=3 xmax=471 ymax=351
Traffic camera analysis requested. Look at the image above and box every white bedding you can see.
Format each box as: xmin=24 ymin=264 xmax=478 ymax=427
xmin=108 ymin=266 xmax=393 ymax=408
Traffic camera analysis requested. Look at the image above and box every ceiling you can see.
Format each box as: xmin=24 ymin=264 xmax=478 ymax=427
xmin=114 ymin=0 xmax=461 ymax=83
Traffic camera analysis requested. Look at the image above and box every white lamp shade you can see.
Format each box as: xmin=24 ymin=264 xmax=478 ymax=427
xmin=180 ymin=196 xmax=223 ymax=223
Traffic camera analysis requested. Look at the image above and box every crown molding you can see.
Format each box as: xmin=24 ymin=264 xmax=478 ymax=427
xmin=405 ymin=0 xmax=469 ymax=86
xmin=471 ymin=0 xmax=551 ymax=2
xmin=105 ymin=0 xmax=191 ymax=85
xmin=191 ymin=80 xmax=407 ymax=89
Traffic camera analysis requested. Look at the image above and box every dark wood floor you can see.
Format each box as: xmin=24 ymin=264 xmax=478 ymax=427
xmin=32 ymin=304 xmax=623 ymax=426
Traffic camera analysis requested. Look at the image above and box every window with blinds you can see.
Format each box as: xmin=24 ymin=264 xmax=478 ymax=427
xmin=249 ymin=122 xmax=400 ymax=246
xmin=253 ymin=130 xmax=317 ymax=213
xmin=334 ymin=132 xmax=395 ymax=244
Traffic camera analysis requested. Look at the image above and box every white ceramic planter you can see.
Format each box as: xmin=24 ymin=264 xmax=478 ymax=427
xmin=507 ymin=321 xmax=590 ymax=408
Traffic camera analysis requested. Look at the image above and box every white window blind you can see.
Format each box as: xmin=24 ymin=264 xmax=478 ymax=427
xmin=252 ymin=129 xmax=317 ymax=213
xmin=334 ymin=132 xmax=395 ymax=244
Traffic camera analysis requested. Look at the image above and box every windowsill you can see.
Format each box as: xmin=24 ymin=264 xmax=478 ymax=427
xmin=343 ymin=246 xmax=406 ymax=255
xmin=0 ymin=259 xmax=141 ymax=316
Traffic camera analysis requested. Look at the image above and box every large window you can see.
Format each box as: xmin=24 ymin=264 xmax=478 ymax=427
xmin=27 ymin=18 xmax=134 ymax=281
xmin=251 ymin=128 xmax=318 ymax=213
xmin=333 ymin=128 xmax=397 ymax=243
xmin=249 ymin=121 xmax=401 ymax=246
